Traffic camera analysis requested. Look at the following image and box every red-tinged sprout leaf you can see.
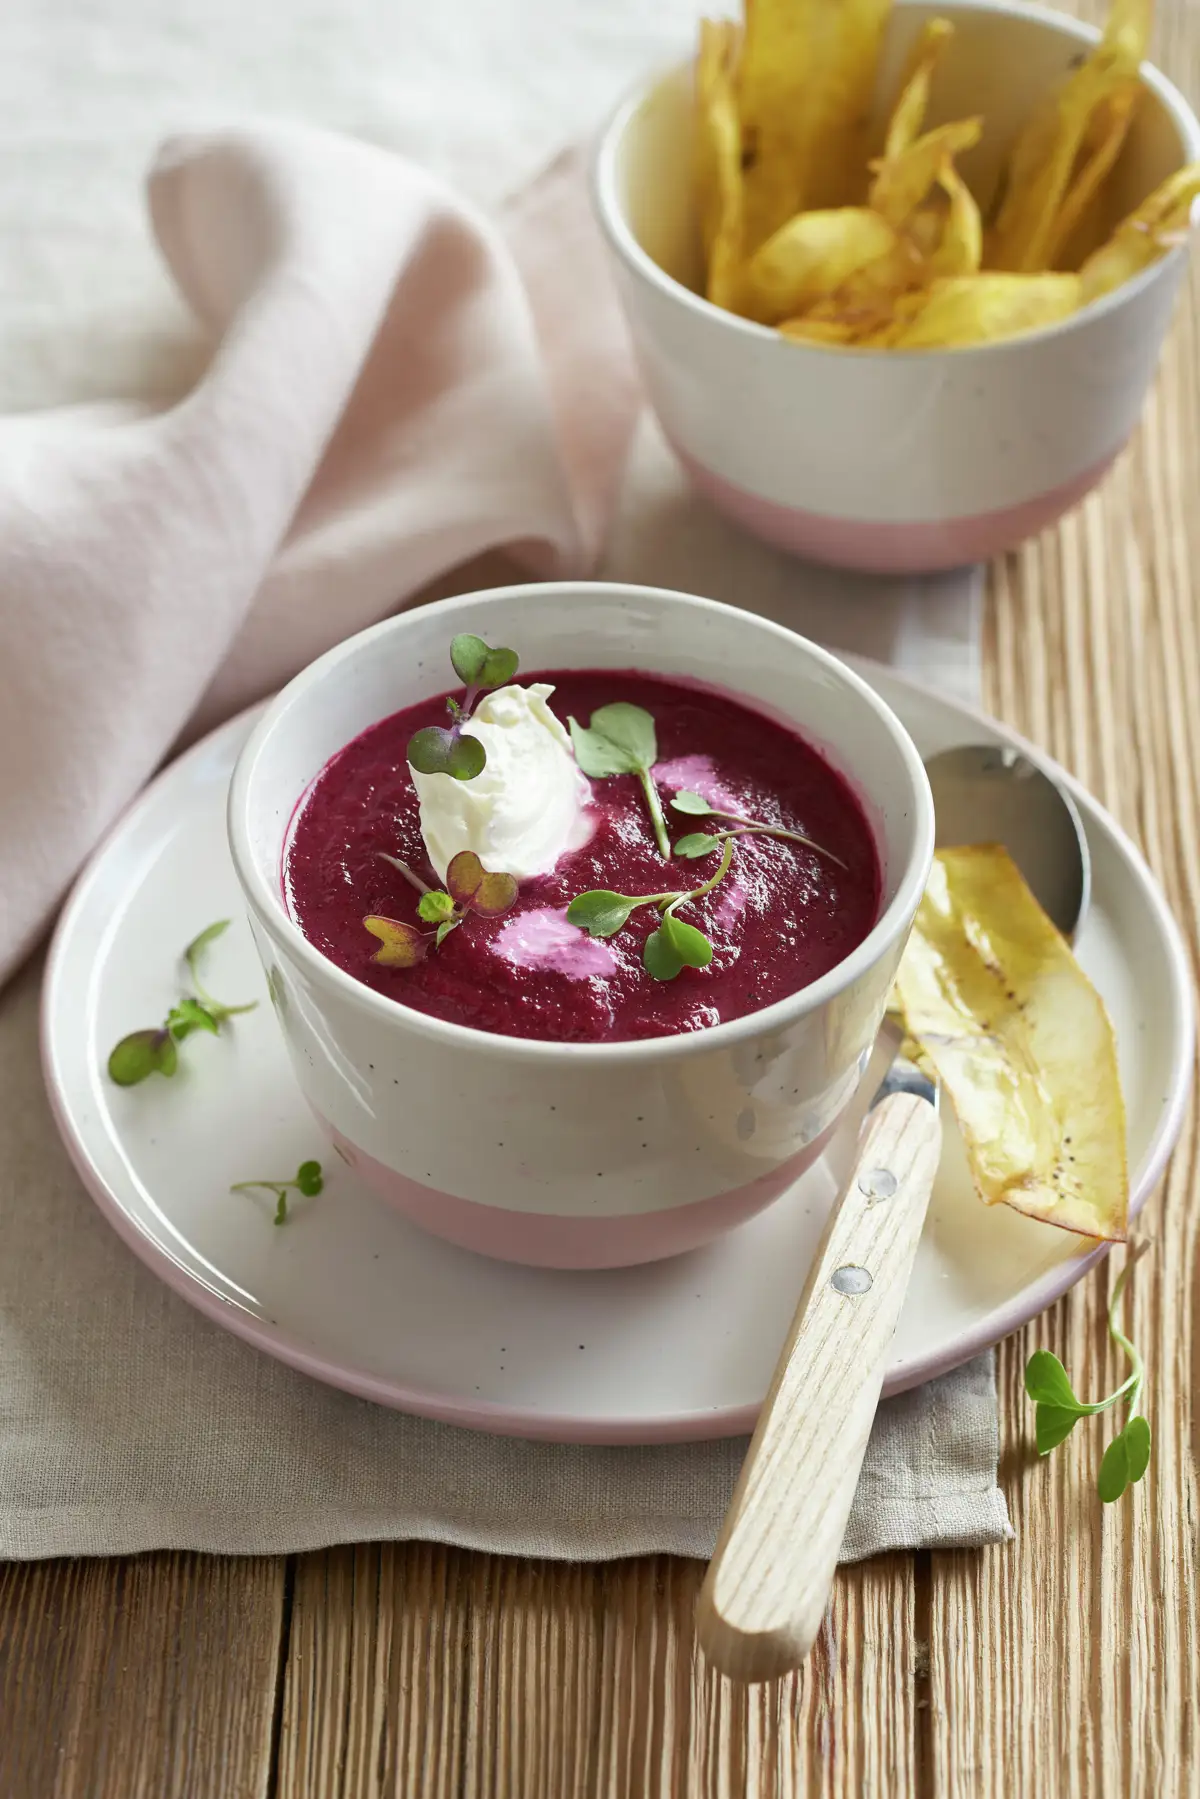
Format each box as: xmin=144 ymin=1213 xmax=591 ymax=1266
xmin=363 ymin=915 xmax=429 ymax=968
xmin=446 ymin=851 xmax=518 ymax=917
xmin=407 ymin=728 xmax=486 ymax=781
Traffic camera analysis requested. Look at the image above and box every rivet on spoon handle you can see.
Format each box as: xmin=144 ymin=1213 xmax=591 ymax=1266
xmin=695 ymin=1090 xmax=943 ymax=1684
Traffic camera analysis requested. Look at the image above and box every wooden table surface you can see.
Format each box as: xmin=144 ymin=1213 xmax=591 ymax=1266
xmin=2 ymin=2 xmax=1198 ymax=1791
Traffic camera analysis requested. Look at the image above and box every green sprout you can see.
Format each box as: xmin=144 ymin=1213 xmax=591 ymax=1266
xmin=567 ymin=836 xmax=734 ymax=981
xmin=107 ymin=921 xmax=258 ymax=1086
xmin=406 ymin=634 xmax=519 ymax=782
xmin=670 ymin=791 xmax=847 ymax=868
xmin=1024 ymin=1245 xmax=1151 ymax=1504
xmin=231 ymin=1159 xmax=324 ymax=1226
xmin=568 ymin=702 xmax=671 ymax=860
xmin=365 ymin=850 xmax=518 ymax=967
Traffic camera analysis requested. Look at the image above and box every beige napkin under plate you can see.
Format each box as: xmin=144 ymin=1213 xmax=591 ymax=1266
xmin=1 ymin=956 xmax=1011 ymax=1562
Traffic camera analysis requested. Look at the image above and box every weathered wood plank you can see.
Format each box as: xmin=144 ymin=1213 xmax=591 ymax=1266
xmin=0 ymin=1554 xmax=285 ymax=1799
xmin=278 ymin=1546 xmax=917 ymax=1798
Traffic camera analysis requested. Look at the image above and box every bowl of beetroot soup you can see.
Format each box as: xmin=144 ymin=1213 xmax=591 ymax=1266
xmin=228 ymin=583 xmax=933 ymax=1268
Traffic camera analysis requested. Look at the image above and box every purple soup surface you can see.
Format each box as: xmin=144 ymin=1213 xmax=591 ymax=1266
xmin=285 ymin=670 xmax=882 ymax=1043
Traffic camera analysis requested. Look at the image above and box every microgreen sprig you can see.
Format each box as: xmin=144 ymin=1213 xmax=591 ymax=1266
xmin=231 ymin=1159 xmax=324 ymax=1226
xmin=407 ymin=634 xmax=519 ymax=782
xmin=1024 ymin=1245 xmax=1151 ymax=1504
xmin=107 ymin=921 xmax=258 ymax=1086
xmin=670 ymin=791 xmax=847 ymax=868
xmin=569 ymin=703 xmax=671 ymax=860
xmin=365 ymin=850 xmax=518 ymax=967
xmin=567 ymin=835 xmax=734 ymax=981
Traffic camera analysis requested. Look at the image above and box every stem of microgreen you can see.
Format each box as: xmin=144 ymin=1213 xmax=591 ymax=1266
xmin=231 ymin=1160 xmax=324 ymax=1226
xmin=638 ymin=768 xmax=671 ymax=860
xmin=1024 ymin=1241 xmax=1151 ymax=1502
xmin=377 ymin=852 xmax=433 ymax=895
xmin=107 ymin=921 xmax=258 ymax=1086
xmin=669 ymin=793 xmax=847 ymax=868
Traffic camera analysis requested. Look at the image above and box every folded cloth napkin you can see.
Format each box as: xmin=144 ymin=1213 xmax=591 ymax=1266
xmin=0 ymin=120 xmax=1007 ymax=1563
xmin=0 ymin=124 xmax=639 ymax=983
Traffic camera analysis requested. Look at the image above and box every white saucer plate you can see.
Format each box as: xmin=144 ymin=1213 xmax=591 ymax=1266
xmin=42 ymin=659 xmax=1194 ymax=1443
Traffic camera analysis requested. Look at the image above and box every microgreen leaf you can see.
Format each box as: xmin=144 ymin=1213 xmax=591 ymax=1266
xmin=566 ymin=891 xmax=641 ymax=938
xmin=1035 ymin=1403 xmax=1083 ymax=1455
xmin=418 ymin=890 xmax=456 ymax=923
xmin=1122 ymin=1414 xmax=1152 ymax=1484
xmin=295 ymin=1160 xmax=324 ymax=1197
xmin=644 ymin=913 xmax=714 ymax=982
xmin=1024 ymin=1248 xmax=1150 ymax=1506
xmin=671 ymin=790 xmax=714 ymax=816
xmin=435 ymin=919 xmax=459 ymax=946
xmin=1024 ymin=1350 xmax=1083 ymax=1412
xmin=662 ymin=913 xmax=713 ymax=969
xmin=569 ymin=704 xmax=670 ymax=858
xmin=1097 ymin=1431 xmax=1132 ymax=1503
xmin=407 ymin=726 xmax=486 ymax=782
xmin=450 ymin=634 xmax=519 ymax=690
xmin=166 ymin=998 xmax=220 ymax=1041
xmin=674 ymin=833 xmax=725 ymax=859
xmin=569 ymin=703 xmax=657 ymax=777
xmin=107 ymin=1028 xmax=178 ymax=1086
xmin=446 ymin=850 xmax=519 ymax=918
xmin=643 ymin=926 xmax=683 ymax=981
xmin=363 ymin=915 xmax=429 ymax=968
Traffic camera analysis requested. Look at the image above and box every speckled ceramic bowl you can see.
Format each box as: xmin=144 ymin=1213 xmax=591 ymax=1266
xmin=592 ymin=0 xmax=1200 ymax=572
xmin=228 ymin=582 xmax=934 ymax=1268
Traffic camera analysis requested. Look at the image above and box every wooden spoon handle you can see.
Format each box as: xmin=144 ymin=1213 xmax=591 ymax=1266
xmin=696 ymin=1090 xmax=943 ymax=1683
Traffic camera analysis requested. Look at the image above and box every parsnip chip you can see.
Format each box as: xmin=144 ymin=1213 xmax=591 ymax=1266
xmin=746 ymin=207 xmax=899 ymax=322
xmin=869 ymin=117 xmax=982 ymax=228
xmin=883 ymin=17 xmax=955 ymax=162
xmin=988 ymin=0 xmax=1151 ymax=273
xmin=1046 ymin=79 xmax=1141 ymax=268
xmin=928 ymin=163 xmax=983 ymax=276
xmin=892 ymin=846 xmax=1128 ymax=1242
xmin=888 ymin=272 xmax=1080 ymax=346
xmin=1080 ymin=160 xmax=1200 ymax=301
xmin=738 ymin=0 xmax=891 ymax=250
xmin=696 ymin=18 xmax=745 ymax=311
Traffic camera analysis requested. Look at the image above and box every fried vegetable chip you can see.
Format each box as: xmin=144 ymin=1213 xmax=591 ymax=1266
xmin=737 ymin=0 xmax=891 ymax=250
xmin=892 ymin=846 xmax=1128 ymax=1242
xmin=746 ymin=207 xmax=899 ymax=322
xmin=869 ymin=117 xmax=982 ymax=228
xmin=1080 ymin=161 xmax=1200 ymax=300
xmin=883 ymin=17 xmax=955 ymax=161
xmin=988 ymin=0 xmax=1151 ymax=272
xmin=887 ymin=271 xmax=1080 ymax=346
xmin=696 ymin=18 xmax=745 ymax=311
xmin=692 ymin=0 xmax=1199 ymax=350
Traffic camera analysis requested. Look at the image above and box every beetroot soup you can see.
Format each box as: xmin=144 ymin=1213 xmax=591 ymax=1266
xmin=286 ymin=670 xmax=881 ymax=1043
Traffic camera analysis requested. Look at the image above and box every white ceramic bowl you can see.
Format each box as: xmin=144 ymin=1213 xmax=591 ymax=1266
xmin=592 ymin=0 xmax=1200 ymax=573
xmin=228 ymin=583 xmax=934 ymax=1268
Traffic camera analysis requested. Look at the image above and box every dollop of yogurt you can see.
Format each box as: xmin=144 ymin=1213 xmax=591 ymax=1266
xmin=411 ymin=683 xmax=592 ymax=882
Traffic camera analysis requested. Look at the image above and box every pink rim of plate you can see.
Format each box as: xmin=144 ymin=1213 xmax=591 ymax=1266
xmin=40 ymin=662 xmax=1196 ymax=1443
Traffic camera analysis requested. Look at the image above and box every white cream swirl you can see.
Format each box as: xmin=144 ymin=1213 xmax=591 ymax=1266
xmin=411 ymin=683 xmax=592 ymax=882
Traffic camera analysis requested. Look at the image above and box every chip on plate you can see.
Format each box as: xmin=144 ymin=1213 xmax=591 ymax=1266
xmin=891 ymin=845 xmax=1128 ymax=1242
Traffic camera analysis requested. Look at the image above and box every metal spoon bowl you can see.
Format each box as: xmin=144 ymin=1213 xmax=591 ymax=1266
xmin=923 ymin=743 xmax=1091 ymax=940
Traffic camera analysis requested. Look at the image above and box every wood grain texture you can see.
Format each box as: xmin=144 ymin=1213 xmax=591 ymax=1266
xmin=278 ymin=1544 xmax=918 ymax=1798
xmin=0 ymin=1554 xmax=284 ymax=1799
xmin=699 ymin=1092 xmax=942 ymax=1681
xmin=927 ymin=5 xmax=1200 ymax=1794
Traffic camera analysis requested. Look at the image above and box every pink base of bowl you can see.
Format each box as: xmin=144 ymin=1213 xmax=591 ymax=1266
xmin=675 ymin=444 xmax=1120 ymax=574
xmin=322 ymin=1119 xmax=837 ymax=1269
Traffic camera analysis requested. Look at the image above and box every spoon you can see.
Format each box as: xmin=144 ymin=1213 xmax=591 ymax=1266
xmin=695 ymin=742 xmax=1089 ymax=1683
